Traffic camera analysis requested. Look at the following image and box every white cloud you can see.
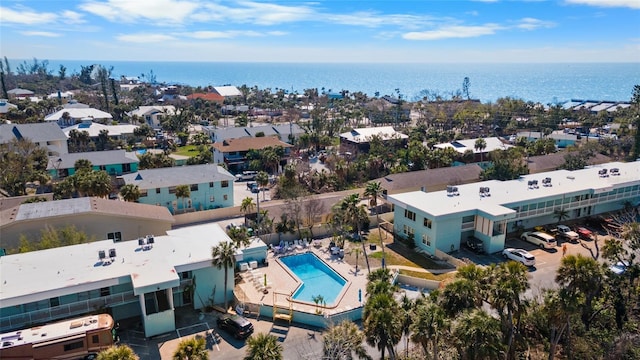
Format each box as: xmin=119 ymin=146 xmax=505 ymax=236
xmin=516 ymin=17 xmax=555 ymax=30
xmin=564 ymin=0 xmax=640 ymax=9
xmin=20 ymin=31 xmax=61 ymax=37
xmin=61 ymin=10 xmax=86 ymax=25
xmin=0 ymin=6 xmax=57 ymax=24
xmin=181 ymin=30 xmax=272 ymax=39
xmin=194 ymin=1 xmax=315 ymax=25
xmin=80 ymin=0 xmax=200 ymax=23
xmin=403 ymin=24 xmax=502 ymax=40
xmin=327 ymin=12 xmax=431 ymax=29
xmin=117 ymin=33 xmax=177 ymax=43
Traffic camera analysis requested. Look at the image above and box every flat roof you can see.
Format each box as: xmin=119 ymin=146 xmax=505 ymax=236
xmin=0 ymin=223 xmax=232 ymax=307
xmin=434 ymin=137 xmax=512 ymax=154
xmin=388 ymin=161 xmax=640 ymax=218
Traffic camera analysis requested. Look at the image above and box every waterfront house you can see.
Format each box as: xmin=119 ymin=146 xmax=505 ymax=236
xmin=0 ymin=197 xmax=174 ymax=251
xmin=0 ymin=122 xmax=68 ymax=156
xmin=388 ymin=161 xmax=640 ymax=256
xmin=119 ymin=164 xmax=235 ymax=213
xmin=127 ymin=105 xmax=176 ymax=129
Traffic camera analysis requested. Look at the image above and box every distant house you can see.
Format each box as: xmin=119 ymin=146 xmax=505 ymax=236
xmin=46 ymin=91 xmax=74 ymax=101
xmin=211 ymin=136 xmax=293 ymax=174
xmin=339 ymin=126 xmax=408 ymax=155
xmin=119 ymin=164 xmax=235 ymax=213
xmin=433 ymin=137 xmax=512 ymax=164
xmin=63 ymin=119 xmax=138 ymax=141
xmin=186 ymin=92 xmax=224 ymax=105
xmin=526 ymin=152 xmax=611 ymax=174
xmin=127 ymin=105 xmax=176 ymax=129
xmin=0 ymin=122 xmax=68 ymax=156
xmin=47 ymin=150 xmax=139 ymax=179
xmin=212 ymin=85 xmax=242 ymax=99
xmin=44 ymin=102 xmax=113 ymax=127
xmin=205 ymin=124 xmax=305 ymax=144
xmin=0 ymin=99 xmax=18 ymax=114
xmin=0 ymin=197 xmax=174 ymax=251
xmin=7 ymin=88 xmax=34 ymax=99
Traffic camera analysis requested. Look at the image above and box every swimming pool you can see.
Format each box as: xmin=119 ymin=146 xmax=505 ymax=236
xmin=280 ymin=252 xmax=347 ymax=305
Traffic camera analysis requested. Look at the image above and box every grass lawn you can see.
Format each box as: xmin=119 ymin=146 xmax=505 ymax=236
xmin=173 ymin=145 xmax=200 ymax=157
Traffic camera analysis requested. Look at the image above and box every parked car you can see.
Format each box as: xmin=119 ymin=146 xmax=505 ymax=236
xmin=465 ymin=236 xmax=485 ymax=254
xmin=521 ymin=231 xmax=557 ymax=249
xmin=554 ymin=225 xmax=580 ymax=242
xmin=575 ymin=226 xmax=595 ymax=241
xmin=235 ymin=171 xmax=258 ymax=181
xmin=502 ymin=248 xmax=536 ymax=267
xmin=217 ymin=314 xmax=254 ymax=339
xmin=609 ymin=261 xmax=628 ymax=275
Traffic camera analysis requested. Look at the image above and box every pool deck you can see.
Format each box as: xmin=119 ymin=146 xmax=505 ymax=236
xmin=235 ymin=238 xmax=370 ymax=316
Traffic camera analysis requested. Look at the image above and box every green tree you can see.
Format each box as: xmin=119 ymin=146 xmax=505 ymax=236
xmin=336 ymin=193 xmax=370 ymax=273
xmin=0 ymin=138 xmax=50 ymax=196
xmin=555 ymin=254 xmax=604 ymax=331
xmin=241 ymin=196 xmax=256 ymax=217
xmin=553 ymin=208 xmax=570 ymax=225
xmin=453 ymin=309 xmax=504 ymax=360
xmin=411 ymin=295 xmax=450 ymax=360
xmin=364 ymin=181 xmax=386 ymax=267
xmin=244 ymin=333 xmax=283 ymax=360
xmin=175 ymin=184 xmax=191 ymax=212
xmin=97 ymin=344 xmax=139 ymax=360
xmin=120 ymin=184 xmax=141 ymax=202
xmin=211 ymin=241 xmax=236 ymax=312
xmin=323 ymin=320 xmax=372 ymax=360
xmin=255 ymin=171 xmax=269 ymax=201
xmin=363 ymin=291 xmax=403 ymax=360
xmin=173 ymin=336 xmax=208 ymax=360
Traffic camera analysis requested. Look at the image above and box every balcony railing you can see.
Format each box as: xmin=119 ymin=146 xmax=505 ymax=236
xmin=0 ymin=291 xmax=137 ymax=332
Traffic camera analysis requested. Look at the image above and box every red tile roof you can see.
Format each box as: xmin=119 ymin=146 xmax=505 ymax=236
xmin=211 ymin=136 xmax=292 ymax=153
xmin=186 ymin=93 xmax=224 ymax=102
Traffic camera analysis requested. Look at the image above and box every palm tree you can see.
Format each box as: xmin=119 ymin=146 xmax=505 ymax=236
xmin=255 ymin=171 xmax=269 ymax=200
xmin=555 ymin=254 xmax=604 ymax=331
xmin=453 ymin=309 xmax=504 ymax=360
xmin=120 ymin=184 xmax=141 ymax=202
xmin=175 ymin=184 xmax=191 ymax=212
xmin=399 ymin=294 xmax=414 ymax=359
xmin=241 ymin=196 xmax=256 ymax=222
xmin=96 ymin=344 xmax=139 ymax=360
xmin=339 ymin=193 xmax=371 ymax=273
xmin=363 ymin=291 xmax=403 ymax=360
xmin=410 ymin=296 xmax=450 ymax=360
xmin=90 ymin=170 xmax=113 ymax=198
xmin=364 ymin=181 xmax=386 ymax=268
xmin=349 ymin=247 xmax=362 ymax=274
xmin=173 ymin=336 xmax=208 ymax=360
xmin=323 ymin=320 xmax=372 ymax=360
xmin=553 ymin=208 xmax=570 ymax=225
xmin=211 ymin=241 xmax=237 ymax=312
xmin=475 ymin=137 xmax=487 ymax=163
xmin=244 ymin=333 xmax=283 ymax=360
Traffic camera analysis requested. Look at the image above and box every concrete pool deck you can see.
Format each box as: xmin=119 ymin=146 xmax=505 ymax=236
xmin=234 ymin=237 xmax=370 ymax=319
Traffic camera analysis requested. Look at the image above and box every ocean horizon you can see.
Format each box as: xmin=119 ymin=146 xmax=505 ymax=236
xmin=16 ymin=59 xmax=640 ymax=105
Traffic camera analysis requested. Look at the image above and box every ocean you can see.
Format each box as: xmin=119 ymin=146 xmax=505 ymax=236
xmin=38 ymin=60 xmax=640 ymax=105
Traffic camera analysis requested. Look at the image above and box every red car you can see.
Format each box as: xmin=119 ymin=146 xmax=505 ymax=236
xmin=575 ymin=227 xmax=594 ymax=240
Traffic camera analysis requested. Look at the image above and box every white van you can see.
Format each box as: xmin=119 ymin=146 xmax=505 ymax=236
xmin=235 ymin=171 xmax=257 ymax=181
xmin=521 ymin=231 xmax=557 ymax=249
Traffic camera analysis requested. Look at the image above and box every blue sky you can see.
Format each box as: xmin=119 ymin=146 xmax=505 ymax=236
xmin=1 ymin=0 xmax=639 ymax=63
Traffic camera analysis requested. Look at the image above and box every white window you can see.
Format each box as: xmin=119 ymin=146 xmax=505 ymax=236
xmin=403 ymin=225 xmax=414 ymax=236
xmin=422 ymin=234 xmax=431 ymax=246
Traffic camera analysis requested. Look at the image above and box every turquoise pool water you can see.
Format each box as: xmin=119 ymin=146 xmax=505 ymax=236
xmin=280 ymin=253 xmax=347 ymax=305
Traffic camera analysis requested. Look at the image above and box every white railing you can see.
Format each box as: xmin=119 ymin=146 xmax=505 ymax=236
xmin=1 ymin=291 xmax=137 ymax=332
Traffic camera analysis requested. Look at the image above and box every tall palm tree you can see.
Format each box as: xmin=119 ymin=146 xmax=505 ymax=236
xmin=175 ymin=184 xmax=191 ymax=212
xmin=90 ymin=170 xmax=113 ymax=198
xmin=120 ymin=184 xmax=141 ymax=202
xmin=363 ymin=291 xmax=403 ymax=360
xmin=255 ymin=171 xmax=269 ymax=200
xmin=553 ymin=208 xmax=570 ymax=225
xmin=323 ymin=320 xmax=372 ymax=360
xmin=453 ymin=309 xmax=504 ymax=360
xmin=173 ymin=336 xmax=208 ymax=360
xmin=410 ymin=296 xmax=450 ymax=360
xmin=96 ymin=344 xmax=139 ymax=360
xmin=244 ymin=333 xmax=283 ymax=360
xmin=241 ymin=196 xmax=256 ymax=224
xmin=211 ymin=241 xmax=237 ymax=312
xmin=555 ymin=254 xmax=604 ymax=331
xmin=339 ymin=193 xmax=371 ymax=273
xmin=364 ymin=181 xmax=385 ymax=267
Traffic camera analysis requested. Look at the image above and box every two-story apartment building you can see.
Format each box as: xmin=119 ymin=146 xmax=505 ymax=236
xmin=119 ymin=164 xmax=235 ymax=213
xmin=339 ymin=126 xmax=408 ymax=155
xmin=388 ymin=161 xmax=640 ymax=255
xmin=0 ymin=123 xmax=68 ymax=156
xmin=47 ymin=150 xmax=139 ymax=179
xmin=0 ymin=223 xmax=267 ymax=337
xmin=127 ymin=106 xmax=176 ymax=129
xmin=211 ymin=136 xmax=293 ymax=174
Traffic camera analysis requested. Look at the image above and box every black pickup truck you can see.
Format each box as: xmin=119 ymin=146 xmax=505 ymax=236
xmin=465 ymin=236 xmax=485 ymax=254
